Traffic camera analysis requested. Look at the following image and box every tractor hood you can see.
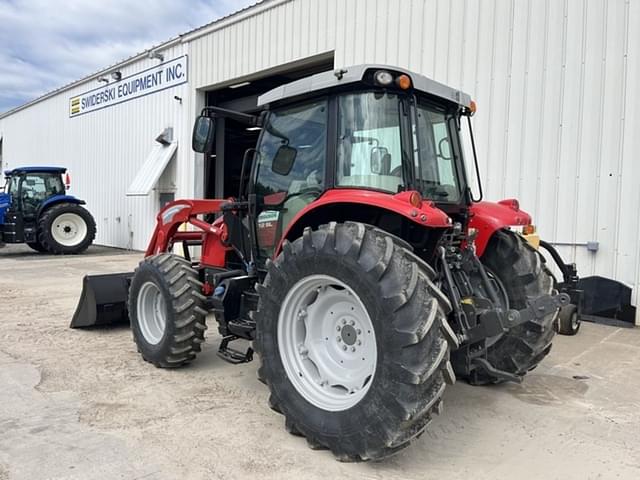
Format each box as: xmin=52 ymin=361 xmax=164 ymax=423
xmin=0 ymin=192 xmax=11 ymax=225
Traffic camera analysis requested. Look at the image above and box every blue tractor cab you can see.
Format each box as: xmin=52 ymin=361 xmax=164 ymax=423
xmin=1 ymin=166 xmax=96 ymax=254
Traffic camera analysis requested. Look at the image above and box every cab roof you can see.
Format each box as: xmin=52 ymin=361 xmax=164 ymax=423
xmin=4 ymin=166 xmax=67 ymax=177
xmin=257 ymin=64 xmax=472 ymax=108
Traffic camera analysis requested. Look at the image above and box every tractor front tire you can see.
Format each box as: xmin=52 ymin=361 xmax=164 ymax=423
xmin=466 ymin=229 xmax=556 ymax=385
xmin=129 ymin=253 xmax=207 ymax=368
xmin=254 ymin=222 xmax=457 ymax=461
xmin=38 ymin=203 xmax=96 ymax=254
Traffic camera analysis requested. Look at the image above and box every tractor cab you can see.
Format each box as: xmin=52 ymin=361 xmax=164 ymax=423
xmin=193 ymin=66 xmax=477 ymax=264
xmin=2 ymin=167 xmax=67 ymax=219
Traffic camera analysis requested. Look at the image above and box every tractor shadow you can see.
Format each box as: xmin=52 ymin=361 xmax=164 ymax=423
xmin=0 ymin=244 xmax=133 ymax=259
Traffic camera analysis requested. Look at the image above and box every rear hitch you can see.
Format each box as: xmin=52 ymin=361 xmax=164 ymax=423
xmin=505 ymin=292 xmax=571 ymax=330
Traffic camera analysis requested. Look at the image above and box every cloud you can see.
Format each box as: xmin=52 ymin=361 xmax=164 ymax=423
xmin=0 ymin=0 xmax=258 ymax=113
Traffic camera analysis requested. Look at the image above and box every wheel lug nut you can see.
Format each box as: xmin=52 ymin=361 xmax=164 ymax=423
xmin=351 ymin=347 xmax=356 ymax=352
xmin=357 ymin=329 xmax=361 ymax=335
xmin=336 ymin=325 xmax=341 ymax=331
xmin=350 ymin=320 xmax=355 ymax=326
xmin=341 ymin=319 xmax=346 ymax=325
xmin=342 ymin=345 xmax=347 ymax=351
xmin=336 ymin=336 xmax=341 ymax=342
xmin=357 ymin=340 xmax=361 ymax=346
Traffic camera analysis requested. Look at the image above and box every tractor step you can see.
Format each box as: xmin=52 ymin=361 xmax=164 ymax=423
xmin=217 ymin=335 xmax=254 ymax=364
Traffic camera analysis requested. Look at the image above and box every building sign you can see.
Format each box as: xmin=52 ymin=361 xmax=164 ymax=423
xmin=69 ymin=55 xmax=188 ymax=117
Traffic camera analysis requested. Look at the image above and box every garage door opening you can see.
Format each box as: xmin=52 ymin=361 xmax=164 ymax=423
xmin=204 ymin=53 xmax=334 ymax=199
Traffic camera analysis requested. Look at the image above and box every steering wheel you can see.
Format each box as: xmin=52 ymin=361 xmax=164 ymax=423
xmin=390 ymin=165 xmax=402 ymax=177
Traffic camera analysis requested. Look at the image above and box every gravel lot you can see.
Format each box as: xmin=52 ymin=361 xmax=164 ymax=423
xmin=1 ymin=244 xmax=639 ymax=480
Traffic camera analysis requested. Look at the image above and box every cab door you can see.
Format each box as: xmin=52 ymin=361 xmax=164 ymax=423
xmin=251 ymin=99 xmax=329 ymax=260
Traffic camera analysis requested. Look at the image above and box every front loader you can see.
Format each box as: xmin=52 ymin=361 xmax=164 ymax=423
xmin=72 ymin=65 xmax=572 ymax=460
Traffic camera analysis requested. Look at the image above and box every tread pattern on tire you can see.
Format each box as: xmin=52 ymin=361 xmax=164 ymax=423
xmin=254 ymin=222 xmax=456 ymax=461
xmin=466 ymin=229 xmax=556 ymax=385
xmin=130 ymin=254 xmax=207 ymax=368
xmin=37 ymin=202 xmax=96 ymax=254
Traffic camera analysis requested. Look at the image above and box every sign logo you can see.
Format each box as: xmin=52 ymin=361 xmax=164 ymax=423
xmin=69 ymin=55 xmax=188 ymax=117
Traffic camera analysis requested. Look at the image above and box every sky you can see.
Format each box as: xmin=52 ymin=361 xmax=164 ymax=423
xmin=0 ymin=0 xmax=257 ymax=113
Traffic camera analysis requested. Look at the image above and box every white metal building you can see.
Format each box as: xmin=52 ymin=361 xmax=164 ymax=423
xmin=1 ymin=0 xmax=639 ymax=322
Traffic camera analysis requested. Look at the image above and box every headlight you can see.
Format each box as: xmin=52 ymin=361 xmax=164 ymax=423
xmin=373 ymin=70 xmax=394 ymax=86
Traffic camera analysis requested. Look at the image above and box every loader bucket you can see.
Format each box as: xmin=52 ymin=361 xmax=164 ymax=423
xmin=70 ymin=272 xmax=134 ymax=328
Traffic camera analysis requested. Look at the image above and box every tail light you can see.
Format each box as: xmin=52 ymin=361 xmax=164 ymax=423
xmin=395 ymin=74 xmax=412 ymax=90
xmin=409 ymin=191 xmax=422 ymax=208
xmin=373 ymin=70 xmax=413 ymax=90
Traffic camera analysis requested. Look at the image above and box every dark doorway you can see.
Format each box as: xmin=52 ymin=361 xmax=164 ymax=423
xmin=204 ymin=118 xmax=260 ymax=199
xmin=203 ymin=54 xmax=334 ymax=199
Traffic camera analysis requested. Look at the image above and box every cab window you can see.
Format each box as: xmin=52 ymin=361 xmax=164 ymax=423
xmin=336 ymin=92 xmax=405 ymax=194
xmin=20 ymin=173 xmax=65 ymax=215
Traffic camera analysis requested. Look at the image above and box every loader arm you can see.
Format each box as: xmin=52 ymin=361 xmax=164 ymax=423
xmin=145 ymin=199 xmax=232 ymax=268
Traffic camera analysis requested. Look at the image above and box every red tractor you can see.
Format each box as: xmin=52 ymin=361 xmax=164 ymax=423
xmin=73 ymin=65 xmax=574 ymax=460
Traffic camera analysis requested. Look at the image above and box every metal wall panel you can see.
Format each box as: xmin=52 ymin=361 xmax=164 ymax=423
xmin=1 ymin=0 xmax=639 ymax=320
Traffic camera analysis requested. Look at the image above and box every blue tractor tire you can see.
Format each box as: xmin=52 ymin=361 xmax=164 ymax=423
xmin=37 ymin=203 xmax=96 ymax=254
xmin=27 ymin=241 xmax=48 ymax=253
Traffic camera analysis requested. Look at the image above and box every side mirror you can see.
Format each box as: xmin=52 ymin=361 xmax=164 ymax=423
xmin=272 ymin=145 xmax=297 ymax=176
xmin=370 ymin=146 xmax=389 ymax=174
xmin=192 ymin=116 xmax=216 ymax=153
xmin=438 ymin=138 xmax=452 ymax=160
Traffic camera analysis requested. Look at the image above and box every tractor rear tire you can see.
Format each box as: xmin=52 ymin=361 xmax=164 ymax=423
xmin=38 ymin=203 xmax=96 ymax=254
xmin=27 ymin=241 xmax=47 ymax=253
xmin=254 ymin=222 xmax=457 ymax=461
xmin=128 ymin=253 xmax=208 ymax=368
xmin=467 ymin=229 xmax=556 ymax=385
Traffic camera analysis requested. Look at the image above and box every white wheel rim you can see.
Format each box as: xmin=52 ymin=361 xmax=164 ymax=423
xmin=137 ymin=282 xmax=167 ymax=345
xmin=278 ymin=274 xmax=377 ymax=412
xmin=50 ymin=212 xmax=87 ymax=247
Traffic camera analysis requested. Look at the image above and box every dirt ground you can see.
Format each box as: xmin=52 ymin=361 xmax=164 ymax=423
xmin=1 ymin=244 xmax=639 ymax=480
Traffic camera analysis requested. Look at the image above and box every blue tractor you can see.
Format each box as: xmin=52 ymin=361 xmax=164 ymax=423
xmin=0 ymin=166 xmax=96 ymax=254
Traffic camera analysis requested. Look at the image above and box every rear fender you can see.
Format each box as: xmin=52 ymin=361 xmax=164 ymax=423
xmin=275 ymin=189 xmax=452 ymax=256
xmin=37 ymin=195 xmax=85 ymax=217
xmin=469 ymin=200 xmax=532 ymax=257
